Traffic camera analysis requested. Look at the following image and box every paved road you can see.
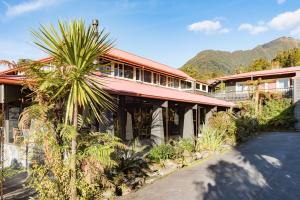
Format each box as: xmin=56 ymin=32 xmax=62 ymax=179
xmin=121 ymin=132 xmax=300 ymax=200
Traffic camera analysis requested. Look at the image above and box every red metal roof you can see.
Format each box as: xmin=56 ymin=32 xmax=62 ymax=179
xmin=0 ymin=74 xmax=234 ymax=107
xmin=0 ymin=48 xmax=194 ymax=80
xmin=100 ymin=76 xmax=234 ymax=107
xmin=0 ymin=75 xmax=24 ymax=85
xmin=106 ymin=48 xmax=194 ymax=80
xmin=215 ymin=66 xmax=300 ymax=81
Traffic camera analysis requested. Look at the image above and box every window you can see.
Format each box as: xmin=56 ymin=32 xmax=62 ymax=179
xmin=186 ymin=81 xmax=192 ymax=89
xmin=276 ymin=78 xmax=289 ymax=89
xmin=160 ymin=75 xmax=167 ymax=86
xmin=153 ymin=73 xmax=159 ymax=84
xmin=98 ymin=59 xmax=112 ymax=75
xmin=202 ymin=84 xmax=207 ymax=91
xmin=124 ymin=64 xmax=133 ymax=79
xmin=236 ymin=82 xmax=249 ymax=92
xmin=114 ymin=63 xmax=123 ymax=77
xmin=168 ymin=77 xmax=174 ymax=87
xmin=143 ymin=70 xmax=152 ymax=83
xmin=181 ymin=80 xmax=192 ymax=89
xmin=196 ymin=83 xmax=200 ymax=90
xmin=174 ymin=79 xmax=179 ymax=88
xmin=136 ymin=68 xmax=141 ymax=81
xmin=264 ymin=83 xmax=269 ymax=91
xmin=98 ymin=65 xmax=112 ymax=75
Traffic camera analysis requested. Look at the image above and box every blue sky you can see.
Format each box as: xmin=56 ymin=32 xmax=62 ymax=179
xmin=0 ymin=0 xmax=300 ymax=69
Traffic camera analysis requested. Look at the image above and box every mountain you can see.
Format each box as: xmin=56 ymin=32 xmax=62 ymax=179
xmin=180 ymin=37 xmax=300 ymax=80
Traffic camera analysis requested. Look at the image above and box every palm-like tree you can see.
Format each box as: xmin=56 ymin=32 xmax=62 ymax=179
xmin=0 ymin=60 xmax=18 ymax=69
xmin=31 ymin=19 xmax=114 ymax=199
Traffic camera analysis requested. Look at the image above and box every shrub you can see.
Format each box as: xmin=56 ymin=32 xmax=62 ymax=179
xmin=196 ymin=125 xmax=225 ymax=152
xmin=148 ymin=144 xmax=176 ymax=162
xmin=173 ymin=138 xmax=195 ymax=153
xmin=208 ymin=111 xmax=237 ymax=145
xmin=259 ymin=98 xmax=295 ymax=130
xmin=235 ymin=115 xmax=259 ymax=142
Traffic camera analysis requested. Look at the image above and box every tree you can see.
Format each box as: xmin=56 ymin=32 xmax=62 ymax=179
xmin=30 ymin=19 xmax=114 ymax=199
xmin=0 ymin=60 xmax=18 ymax=69
xmin=238 ymin=58 xmax=271 ymax=73
xmin=272 ymin=48 xmax=300 ymax=67
xmin=244 ymin=78 xmax=273 ymax=115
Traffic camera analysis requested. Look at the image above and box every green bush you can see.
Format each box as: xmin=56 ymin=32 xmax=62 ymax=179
xmin=259 ymin=98 xmax=295 ymax=130
xmin=173 ymin=138 xmax=195 ymax=153
xmin=148 ymin=144 xmax=176 ymax=162
xmin=235 ymin=115 xmax=259 ymax=142
xmin=196 ymin=125 xmax=225 ymax=152
xmin=208 ymin=111 xmax=237 ymax=145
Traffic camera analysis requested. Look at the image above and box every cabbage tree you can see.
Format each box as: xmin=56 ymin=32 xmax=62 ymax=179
xmin=31 ymin=19 xmax=114 ymax=199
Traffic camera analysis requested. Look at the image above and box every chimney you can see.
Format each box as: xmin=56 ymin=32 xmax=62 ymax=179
xmin=92 ymin=19 xmax=99 ymax=30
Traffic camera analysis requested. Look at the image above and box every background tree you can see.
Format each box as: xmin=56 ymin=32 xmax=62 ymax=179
xmin=272 ymin=48 xmax=300 ymax=67
xmin=237 ymin=58 xmax=272 ymax=73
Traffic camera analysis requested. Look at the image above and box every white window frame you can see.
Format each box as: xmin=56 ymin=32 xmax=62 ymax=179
xmin=181 ymin=80 xmax=193 ymax=90
xmin=236 ymin=82 xmax=248 ymax=93
xmin=276 ymin=78 xmax=290 ymax=89
xmin=201 ymin=84 xmax=208 ymax=92
xmin=264 ymin=82 xmax=269 ymax=91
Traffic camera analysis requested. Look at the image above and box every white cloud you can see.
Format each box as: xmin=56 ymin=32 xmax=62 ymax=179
xmin=277 ymin=0 xmax=286 ymax=4
xmin=220 ymin=28 xmax=230 ymax=34
xmin=268 ymin=8 xmax=300 ymax=30
xmin=290 ymin=27 xmax=300 ymax=37
xmin=188 ymin=20 xmax=229 ymax=34
xmin=238 ymin=23 xmax=268 ymax=35
xmin=3 ymin=0 xmax=59 ymax=17
xmin=239 ymin=8 xmax=300 ymax=36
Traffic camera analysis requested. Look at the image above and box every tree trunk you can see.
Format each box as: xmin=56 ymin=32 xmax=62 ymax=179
xmin=70 ymin=100 xmax=78 ymax=200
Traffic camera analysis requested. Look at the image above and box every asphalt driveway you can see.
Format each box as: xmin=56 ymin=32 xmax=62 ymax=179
xmin=121 ymin=132 xmax=300 ymax=200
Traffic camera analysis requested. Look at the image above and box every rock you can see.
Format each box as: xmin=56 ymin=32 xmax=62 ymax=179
xmin=202 ymin=151 xmax=210 ymax=159
xmin=102 ymin=189 xmax=114 ymax=199
xmin=182 ymin=150 xmax=192 ymax=157
xmin=183 ymin=156 xmax=194 ymax=165
xmin=145 ymin=175 xmax=160 ymax=184
xmin=158 ymin=160 xmax=178 ymax=176
xmin=193 ymin=152 xmax=203 ymax=160
xmin=121 ymin=185 xmax=132 ymax=196
xmin=149 ymin=163 xmax=161 ymax=172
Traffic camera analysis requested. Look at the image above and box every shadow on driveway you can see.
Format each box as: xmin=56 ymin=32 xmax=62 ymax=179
xmin=121 ymin=132 xmax=300 ymax=200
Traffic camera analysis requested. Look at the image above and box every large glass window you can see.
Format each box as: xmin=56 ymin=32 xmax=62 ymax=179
xmin=114 ymin=63 xmax=123 ymax=77
xmin=124 ymin=64 xmax=133 ymax=79
xmin=143 ymin=70 xmax=152 ymax=83
xmin=160 ymin=75 xmax=167 ymax=86
xmin=202 ymin=84 xmax=207 ymax=91
xmin=136 ymin=68 xmax=141 ymax=81
xmin=168 ymin=77 xmax=174 ymax=87
xmin=276 ymin=78 xmax=289 ymax=89
xmin=181 ymin=80 xmax=192 ymax=89
xmin=196 ymin=83 xmax=201 ymax=90
xmin=174 ymin=78 xmax=179 ymax=88
xmin=153 ymin=73 xmax=159 ymax=84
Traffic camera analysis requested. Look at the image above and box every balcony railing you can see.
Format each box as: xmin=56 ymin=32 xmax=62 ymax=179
xmin=210 ymin=87 xmax=293 ymax=101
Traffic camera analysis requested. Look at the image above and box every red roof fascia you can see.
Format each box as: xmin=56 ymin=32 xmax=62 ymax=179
xmin=0 ymin=76 xmax=24 ymax=85
xmin=216 ymin=66 xmax=300 ymax=81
